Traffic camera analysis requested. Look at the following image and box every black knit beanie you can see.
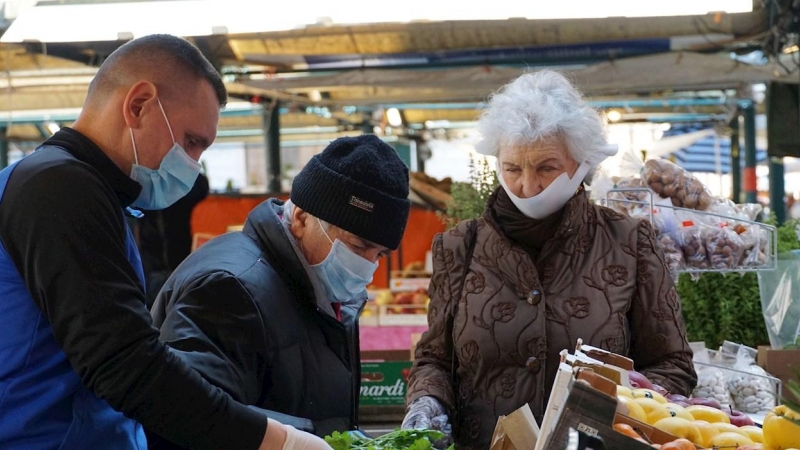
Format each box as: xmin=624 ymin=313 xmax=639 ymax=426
xmin=291 ymin=135 xmax=411 ymax=250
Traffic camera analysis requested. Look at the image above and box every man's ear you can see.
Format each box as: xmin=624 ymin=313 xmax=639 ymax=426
xmin=289 ymin=205 xmax=309 ymax=240
xmin=122 ymin=81 xmax=158 ymax=129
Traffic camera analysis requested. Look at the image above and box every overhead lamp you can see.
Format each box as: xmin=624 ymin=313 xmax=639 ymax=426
xmin=783 ymin=45 xmax=799 ymax=54
xmin=386 ymin=108 xmax=403 ymax=127
xmin=44 ymin=121 xmax=60 ymax=135
xmin=606 ymin=110 xmax=622 ymax=122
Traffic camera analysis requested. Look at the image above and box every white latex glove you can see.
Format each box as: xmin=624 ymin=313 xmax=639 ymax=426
xmin=401 ymin=396 xmax=452 ymax=449
xmin=282 ymin=425 xmax=332 ymax=450
xmin=402 ymin=396 xmax=450 ymax=431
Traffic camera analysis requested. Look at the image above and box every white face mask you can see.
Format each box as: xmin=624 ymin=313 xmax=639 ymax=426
xmin=497 ymin=161 xmax=591 ymax=219
xmin=310 ymin=218 xmax=378 ymax=302
xmin=129 ymin=98 xmax=201 ymax=210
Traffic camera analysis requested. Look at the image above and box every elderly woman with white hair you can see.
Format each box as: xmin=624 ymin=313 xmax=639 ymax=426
xmin=403 ymin=70 xmax=697 ymax=449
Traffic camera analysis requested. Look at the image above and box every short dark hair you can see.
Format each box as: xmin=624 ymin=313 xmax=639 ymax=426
xmin=88 ymin=34 xmax=227 ymax=106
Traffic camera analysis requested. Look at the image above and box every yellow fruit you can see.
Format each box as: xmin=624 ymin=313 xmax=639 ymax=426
xmin=763 ymin=405 xmax=800 ymax=450
xmin=652 ymin=417 xmax=703 ymax=446
xmin=739 ymin=425 xmax=764 ymax=443
xmin=708 ymin=431 xmax=754 ymax=448
xmin=374 ymin=290 xmax=393 ymax=306
xmin=735 ymin=444 xmax=766 ymax=450
xmin=712 ymin=422 xmax=750 ymax=438
xmin=685 ymin=404 xmax=731 ymax=424
xmin=618 ymin=396 xmax=648 ymax=423
xmin=634 ymin=397 xmax=671 ymax=425
xmin=617 ymin=386 xmax=634 ymax=398
xmin=664 ymin=403 xmax=695 ymax=422
xmin=632 ymin=389 xmax=668 ymax=404
xmin=692 ymin=420 xmax=720 ymax=448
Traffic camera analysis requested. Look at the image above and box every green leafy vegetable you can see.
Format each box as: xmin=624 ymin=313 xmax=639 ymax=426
xmin=784 ymin=370 xmax=800 ymax=427
xmin=324 ymin=429 xmax=454 ymax=450
xmin=440 ymin=155 xmax=498 ymax=230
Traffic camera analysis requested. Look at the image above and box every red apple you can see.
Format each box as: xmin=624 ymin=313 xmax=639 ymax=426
xmin=666 ymin=394 xmax=690 ymax=404
xmin=651 ymin=384 xmax=669 ymax=397
xmin=628 ymin=370 xmax=655 ymax=390
xmin=688 ymin=397 xmax=722 ymax=410
xmin=726 ymin=408 xmax=755 ymax=427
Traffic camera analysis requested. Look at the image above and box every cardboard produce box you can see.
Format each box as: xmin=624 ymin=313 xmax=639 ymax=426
xmin=359 ymin=350 xmax=412 ymax=424
xmin=544 ymin=379 xmax=681 ymax=450
xmin=758 ymin=346 xmax=800 ymax=402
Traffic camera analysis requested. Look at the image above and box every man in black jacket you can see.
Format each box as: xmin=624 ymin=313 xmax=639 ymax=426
xmin=0 ymin=34 xmax=319 ymax=450
xmin=149 ymin=135 xmax=411 ymax=447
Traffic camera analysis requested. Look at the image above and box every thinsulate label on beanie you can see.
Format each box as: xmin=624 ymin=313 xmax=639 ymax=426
xmin=349 ymin=196 xmax=374 ymax=213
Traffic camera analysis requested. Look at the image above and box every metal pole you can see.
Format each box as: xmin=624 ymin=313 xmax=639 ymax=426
xmin=0 ymin=128 xmax=8 ymax=170
xmin=743 ymin=103 xmax=758 ymax=204
xmin=769 ymin=157 xmax=786 ymax=225
xmin=263 ymin=101 xmax=282 ymax=193
xmin=730 ymin=116 xmax=741 ymax=203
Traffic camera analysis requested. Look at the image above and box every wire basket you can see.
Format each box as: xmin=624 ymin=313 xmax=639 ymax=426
xmin=605 ymin=188 xmax=777 ymax=274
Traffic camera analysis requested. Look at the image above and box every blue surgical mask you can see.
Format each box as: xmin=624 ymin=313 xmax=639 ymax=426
xmin=129 ymin=98 xmax=201 ymax=210
xmin=311 ymin=219 xmax=378 ymax=302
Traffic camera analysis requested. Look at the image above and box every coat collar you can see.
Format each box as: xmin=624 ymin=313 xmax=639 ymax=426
xmin=483 ymin=185 xmax=591 ymax=243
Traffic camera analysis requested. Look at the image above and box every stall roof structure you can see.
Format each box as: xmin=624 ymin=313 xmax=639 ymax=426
xmin=0 ymin=0 xmax=789 ymax=144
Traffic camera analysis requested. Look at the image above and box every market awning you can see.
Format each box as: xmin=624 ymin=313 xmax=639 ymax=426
xmin=662 ymin=124 xmax=767 ymax=174
xmin=229 ymin=52 xmax=793 ymax=106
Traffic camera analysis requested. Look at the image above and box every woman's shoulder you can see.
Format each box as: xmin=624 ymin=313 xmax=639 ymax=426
xmin=589 ymin=203 xmax=652 ymax=235
xmin=435 ymin=217 xmax=496 ymax=251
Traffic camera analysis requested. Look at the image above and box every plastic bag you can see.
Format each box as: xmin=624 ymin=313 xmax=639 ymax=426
xmin=727 ymin=203 xmax=770 ymax=268
xmin=642 ymin=158 xmax=713 ymax=210
xmin=740 ymin=227 xmax=770 ymax=268
xmin=677 ymin=217 xmax=709 ymax=270
xmin=757 ymin=250 xmax=800 ymax=349
xmin=703 ymin=225 xmax=744 ymax=270
xmin=691 ymin=344 xmax=733 ymax=409
xmin=735 ymin=203 xmax=763 ymax=222
xmin=724 ymin=341 xmax=777 ymax=414
xmin=651 ymin=204 xmax=685 ymax=272
xmin=701 ymin=201 xmax=745 ymax=270
xmin=657 ymin=232 xmax=685 ymax=272
xmin=606 ymin=177 xmax=649 ymax=216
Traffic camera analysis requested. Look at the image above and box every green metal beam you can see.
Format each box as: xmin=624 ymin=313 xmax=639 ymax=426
xmin=769 ymin=157 xmax=786 ymax=224
xmin=743 ymin=104 xmax=758 ymax=204
xmin=264 ymin=101 xmax=282 ymax=193
xmin=730 ymin=116 xmax=741 ymax=204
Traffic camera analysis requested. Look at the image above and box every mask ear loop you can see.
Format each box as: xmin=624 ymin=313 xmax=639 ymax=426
xmin=129 ymin=128 xmax=139 ymax=165
xmin=316 ymin=217 xmax=334 ymax=244
xmin=156 ymin=97 xmax=176 ymax=143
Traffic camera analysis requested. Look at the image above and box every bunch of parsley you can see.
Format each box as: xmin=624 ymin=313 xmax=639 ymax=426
xmin=324 ymin=430 xmax=454 ymax=450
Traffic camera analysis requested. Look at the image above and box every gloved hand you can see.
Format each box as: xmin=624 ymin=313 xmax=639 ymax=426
xmin=402 ymin=396 xmax=452 ymax=449
xmin=282 ymin=425 xmax=333 ymax=450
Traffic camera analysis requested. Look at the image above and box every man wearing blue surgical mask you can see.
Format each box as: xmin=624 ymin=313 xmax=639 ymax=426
xmin=0 ymin=34 xmax=318 ymax=450
xmin=149 ymin=135 xmax=411 ymax=449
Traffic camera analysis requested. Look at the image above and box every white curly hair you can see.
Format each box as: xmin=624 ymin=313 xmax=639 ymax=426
xmin=475 ymin=70 xmax=617 ymax=183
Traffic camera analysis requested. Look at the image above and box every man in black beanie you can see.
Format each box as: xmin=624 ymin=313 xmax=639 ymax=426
xmin=148 ymin=135 xmax=411 ymax=449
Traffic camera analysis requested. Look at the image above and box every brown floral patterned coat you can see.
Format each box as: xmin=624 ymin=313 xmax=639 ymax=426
xmin=406 ymin=191 xmax=697 ymax=449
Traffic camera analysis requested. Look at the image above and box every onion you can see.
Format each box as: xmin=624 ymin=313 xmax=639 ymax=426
xmin=628 ymin=370 xmax=654 ymax=390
